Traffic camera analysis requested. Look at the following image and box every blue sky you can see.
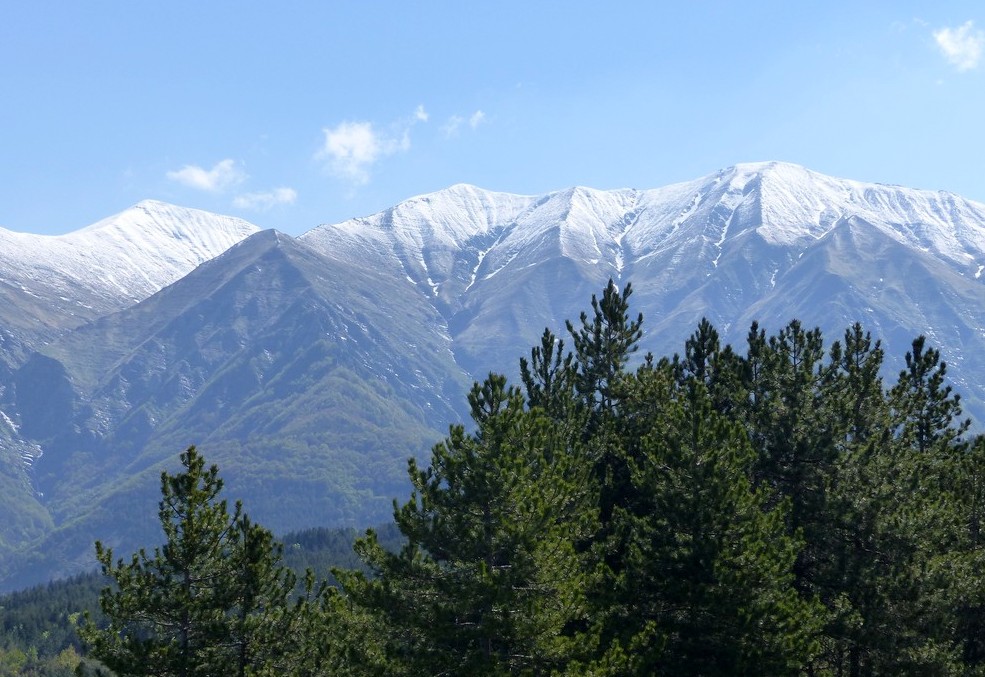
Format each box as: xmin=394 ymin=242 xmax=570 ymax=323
xmin=2 ymin=1 xmax=983 ymax=236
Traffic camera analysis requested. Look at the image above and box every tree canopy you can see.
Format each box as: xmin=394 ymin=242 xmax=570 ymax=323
xmin=73 ymin=281 xmax=985 ymax=676
xmin=79 ymin=447 xmax=328 ymax=676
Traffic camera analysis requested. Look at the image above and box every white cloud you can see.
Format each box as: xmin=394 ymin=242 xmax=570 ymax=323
xmin=414 ymin=104 xmax=429 ymax=122
xmin=166 ymin=159 xmax=246 ymax=192
xmin=232 ymin=187 xmax=298 ymax=211
xmin=442 ymin=115 xmax=464 ymax=138
xmin=318 ymin=121 xmax=383 ymax=184
xmin=934 ymin=21 xmax=984 ymax=71
xmin=318 ymin=118 xmax=412 ymax=184
xmin=444 ymin=111 xmax=486 ymax=137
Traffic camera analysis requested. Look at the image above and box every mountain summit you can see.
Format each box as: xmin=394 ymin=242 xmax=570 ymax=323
xmin=306 ymin=161 xmax=985 ymax=287
xmin=0 ymin=201 xmax=260 ymax=368
xmin=303 ymin=161 xmax=985 ymax=377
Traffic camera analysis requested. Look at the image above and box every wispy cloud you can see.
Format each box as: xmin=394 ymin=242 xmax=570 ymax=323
xmin=233 ymin=187 xmax=297 ymax=211
xmin=317 ymin=106 xmax=425 ymax=185
xmin=443 ymin=110 xmax=487 ymax=138
xmin=166 ymin=159 xmax=246 ymax=192
xmin=442 ymin=115 xmax=464 ymax=138
xmin=934 ymin=21 xmax=984 ymax=71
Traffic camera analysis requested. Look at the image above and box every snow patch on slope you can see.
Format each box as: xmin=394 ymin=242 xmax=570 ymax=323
xmin=302 ymin=184 xmax=536 ymax=298
xmin=0 ymin=200 xmax=261 ymax=312
xmin=299 ymin=162 xmax=985 ymax=308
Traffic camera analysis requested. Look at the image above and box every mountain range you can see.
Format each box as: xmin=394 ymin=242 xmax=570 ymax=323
xmin=2 ymin=161 xmax=984 ymax=591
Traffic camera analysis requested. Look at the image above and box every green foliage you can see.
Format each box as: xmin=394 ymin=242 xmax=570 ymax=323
xmin=0 ymin=523 xmax=401 ymax=676
xmin=341 ymin=287 xmax=985 ymax=675
xmin=0 ymin=645 xmax=84 ymax=677
xmin=0 ymin=426 xmax=53 ymax=562
xmin=341 ymin=374 xmax=598 ymax=674
xmin=566 ymin=278 xmax=643 ymax=424
xmin=605 ymin=374 xmax=824 ymax=673
xmin=0 ymin=572 xmax=104 ymax=661
xmin=14 ymin=283 xmax=983 ymax=675
xmin=78 ymin=446 xmax=325 ymax=676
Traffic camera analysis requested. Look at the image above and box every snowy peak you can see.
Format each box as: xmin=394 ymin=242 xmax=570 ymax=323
xmin=485 ymin=186 xmax=642 ymax=280
xmin=302 ymin=185 xmax=537 ymax=302
xmin=0 ymin=201 xmax=261 ymax=310
xmin=386 ymin=184 xmax=535 ymax=245
xmin=300 ymin=162 xmax=985 ymax=311
xmin=316 ymin=184 xmax=534 ymax=247
xmin=709 ymin=162 xmax=985 ymax=265
xmin=73 ymin=199 xmax=262 ymax=269
xmin=77 ymin=199 xmax=259 ymax=254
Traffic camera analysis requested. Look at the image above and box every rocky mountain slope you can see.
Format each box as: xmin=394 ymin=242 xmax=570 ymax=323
xmin=0 ymin=203 xmax=259 ymax=574
xmin=0 ymin=200 xmax=260 ymax=367
xmin=303 ymin=162 xmax=985 ymax=393
xmin=2 ymin=161 xmax=984 ymax=590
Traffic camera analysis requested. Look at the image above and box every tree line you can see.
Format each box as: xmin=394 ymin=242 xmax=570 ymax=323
xmin=78 ymin=282 xmax=985 ymax=675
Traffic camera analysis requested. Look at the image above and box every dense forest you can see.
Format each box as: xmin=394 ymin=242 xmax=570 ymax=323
xmin=5 ymin=281 xmax=985 ymax=675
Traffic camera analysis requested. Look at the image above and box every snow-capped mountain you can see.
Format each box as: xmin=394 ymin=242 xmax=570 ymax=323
xmin=3 ymin=161 xmax=985 ymax=591
xmin=0 ymin=200 xmax=260 ymax=365
xmin=302 ymin=161 xmax=985 ymax=379
xmin=0 ymin=200 xmax=262 ymax=305
xmin=305 ymin=162 xmax=985 ymax=293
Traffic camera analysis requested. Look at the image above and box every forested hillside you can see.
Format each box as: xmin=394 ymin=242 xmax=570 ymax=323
xmin=3 ymin=284 xmax=985 ymax=675
xmin=6 ymin=282 xmax=984 ymax=675
xmin=0 ymin=525 xmax=401 ymax=675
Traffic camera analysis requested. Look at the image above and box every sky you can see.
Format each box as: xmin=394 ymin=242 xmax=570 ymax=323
xmin=1 ymin=1 xmax=984 ymax=236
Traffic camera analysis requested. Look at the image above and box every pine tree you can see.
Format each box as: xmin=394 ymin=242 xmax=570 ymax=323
xmin=808 ymin=323 xmax=891 ymax=672
xmin=827 ymin=323 xmax=887 ymax=445
xmin=519 ymin=328 xmax=575 ymax=421
xmin=565 ymin=280 xmax=644 ymax=528
xmin=890 ymin=335 xmax=970 ymax=454
xmin=566 ymin=279 xmax=643 ymax=424
xmin=80 ymin=447 xmax=314 ymax=676
xmin=812 ymin=334 xmax=975 ymax=673
xmin=601 ymin=373 xmax=823 ymax=674
xmin=954 ymin=434 xmax=985 ymax=668
xmin=342 ymin=374 xmax=597 ymax=675
xmin=674 ymin=317 xmax=746 ymax=418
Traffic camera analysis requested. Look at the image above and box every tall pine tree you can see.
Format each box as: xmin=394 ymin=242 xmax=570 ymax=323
xmin=343 ymin=375 xmax=597 ymax=675
xmin=80 ymin=447 xmax=317 ymax=677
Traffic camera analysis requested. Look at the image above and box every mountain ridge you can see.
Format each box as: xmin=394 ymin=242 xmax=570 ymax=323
xmin=0 ymin=201 xmax=262 ymax=371
xmin=2 ymin=161 xmax=985 ymax=591
xmin=299 ymin=161 xmax=985 ymax=378
xmin=304 ymin=162 xmax=985 ymax=307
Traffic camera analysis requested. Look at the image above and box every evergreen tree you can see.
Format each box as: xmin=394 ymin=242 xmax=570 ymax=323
xmin=674 ymin=317 xmax=747 ymax=419
xmin=890 ymin=335 xmax=970 ymax=454
xmin=80 ymin=447 xmax=316 ymax=676
xmin=954 ymin=434 xmax=985 ymax=668
xmin=519 ymin=328 xmax=575 ymax=421
xmin=808 ymin=323 xmax=891 ymax=672
xmin=678 ymin=316 xmax=720 ymax=386
xmin=827 ymin=323 xmax=887 ymax=445
xmin=601 ymin=373 xmax=823 ymax=674
xmin=816 ymin=333 xmax=974 ymax=673
xmin=343 ymin=374 xmax=597 ymax=675
xmin=565 ymin=279 xmax=644 ymax=534
xmin=566 ymin=279 xmax=643 ymax=423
